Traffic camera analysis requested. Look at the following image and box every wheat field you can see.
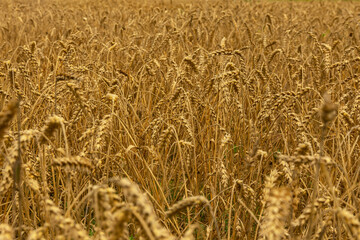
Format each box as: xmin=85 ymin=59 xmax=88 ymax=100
xmin=0 ymin=0 xmax=360 ymax=239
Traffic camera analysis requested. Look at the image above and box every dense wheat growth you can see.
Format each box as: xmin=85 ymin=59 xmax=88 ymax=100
xmin=1 ymin=0 xmax=360 ymax=239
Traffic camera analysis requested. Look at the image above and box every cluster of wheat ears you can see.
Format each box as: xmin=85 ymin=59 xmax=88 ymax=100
xmin=0 ymin=0 xmax=360 ymax=239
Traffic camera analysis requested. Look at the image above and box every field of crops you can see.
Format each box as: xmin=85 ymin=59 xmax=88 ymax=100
xmin=1 ymin=0 xmax=360 ymax=239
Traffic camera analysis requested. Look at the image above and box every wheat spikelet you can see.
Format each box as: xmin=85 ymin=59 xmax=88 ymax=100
xmin=179 ymin=115 xmax=194 ymax=141
xmin=291 ymin=196 xmax=332 ymax=227
xmin=24 ymin=166 xmax=41 ymax=194
xmin=106 ymin=93 xmax=119 ymax=102
xmin=220 ymin=132 xmax=232 ymax=149
xmin=0 ymin=224 xmax=13 ymax=240
xmin=180 ymin=224 xmax=198 ymax=240
xmin=340 ymin=110 xmax=354 ymax=127
xmin=220 ymin=80 xmax=232 ymax=106
xmin=91 ymin=185 xmax=127 ymax=238
xmin=295 ymin=142 xmax=312 ymax=156
xmin=244 ymin=22 xmax=253 ymax=45
xmin=321 ymin=92 xmax=338 ymax=125
xmin=39 ymin=115 xmax=64 ymax=144
xmin=0 ymin=100 xmax=18 ymax=141
xmin=260 ymin=187 xmax=291 ymax=240
xmin=166 ymin=196 xmax=209 ymax=218
xmin=27 ymin=226 xmax=48 ymax=240
xmin=321 ymin=43 xmax=331 ymax=74
xmin=311 ymin=56 xmax=321 ymax=89
xmin=336 ymin=208 xmax=360 ymax=239
xmin=235 ymin=179 xmax=256 ymax=209
xmin=66 ymin=82 xmax=89 ymax=110
xmin=350 ymin=93 xmax=360 ymax=120
xmin=218 ymin=159 xmax=229 ymax=188
xmin=268 ymin=49 xmax=282 ymax=64
xmin=42 ymin=198 xmax=89 ymax=239
xmin=157 ymin=126 xmax=174 ymax=151
xmin=262 ymin=169 xmax=279 ymax=204
xmin=303 ymin=107 xmax=319 ymax=126
xmin=308 ymin=32 xmax=322 ymax=51
xmin=94 ymin=114 xmax=111 ymax=151
xmin=92 ymin=229 xmax=108 ymax=240
xmin=278 ymin=153 xmax=333 ymax=166
xmin=278 ymin=158 xmax=293 ymax=183
xmin=52 ymin=156 xmax=93 ymax=173
xmin=117 ymin=178 xmax=175 ymax=240
xmin=0 ymin=142 xmax=19 ymax=195
xmin=312 ymin=214 xmax=333 ymax=240
xmin=183 ymin=56 xmax=199 ymax=74
xmin=254 ymin=149 xmax=268 ymax=160
xmin=107 ymin=208 xmax=130 ymax=240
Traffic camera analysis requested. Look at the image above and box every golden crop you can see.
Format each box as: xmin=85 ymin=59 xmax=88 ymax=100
xmin=0 ymin=0 xmax=360 ymax=239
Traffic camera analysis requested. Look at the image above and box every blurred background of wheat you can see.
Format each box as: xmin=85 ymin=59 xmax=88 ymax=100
xmin=1 ymin=0 xmax=360 ymax=239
